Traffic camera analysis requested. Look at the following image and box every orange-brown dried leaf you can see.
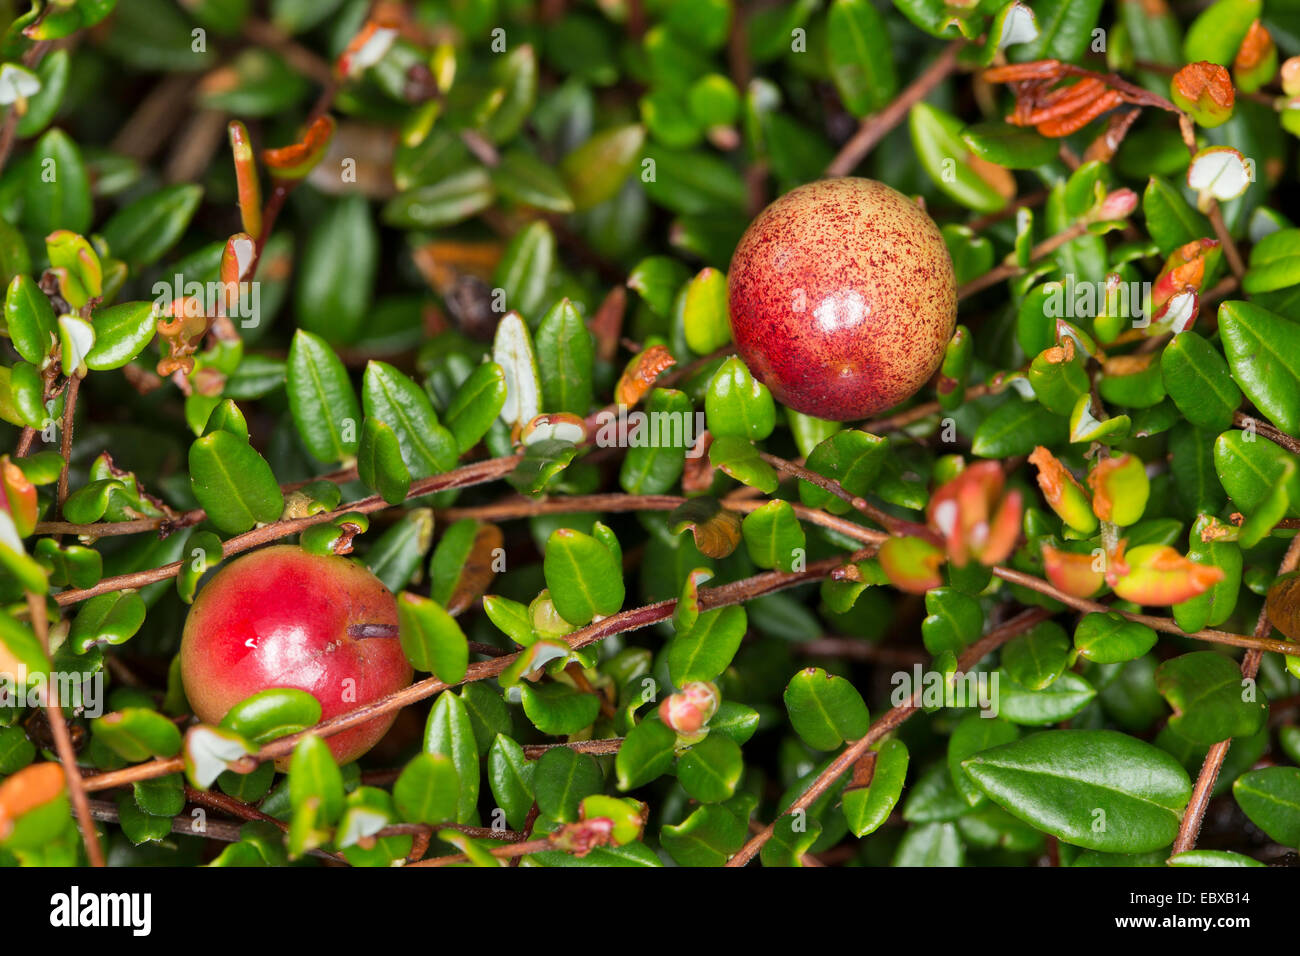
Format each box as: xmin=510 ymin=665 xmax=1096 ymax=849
xmin=1037 ymin=89 xmax=1124 ymax=137
xmin=588 ymin=285 xmax=626 ymax=365
xmin=262 ymin=115 xmax=337 ymax=180
xmin=1235 ymin=21 xmax=1273 ymax=73
xmin=615 ymin=345 xmax=676 ymax=407
xmin=446 ymin=523 xmax=505 ymax=615
xmin=0 ymin=762 xmax=65 ymax=841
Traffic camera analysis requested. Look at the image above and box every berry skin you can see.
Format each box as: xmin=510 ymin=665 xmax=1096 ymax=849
xmin=180 ymin=545 xmax=412 ymax=764
xmin=727 ymin=177 xmax=957 ymax=422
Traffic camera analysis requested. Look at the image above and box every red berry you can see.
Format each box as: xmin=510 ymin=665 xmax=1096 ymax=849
xmin=180 ymin=545 xmax=412 ymax=764
xmin=727 ymin=177 xmax=957 ymax=421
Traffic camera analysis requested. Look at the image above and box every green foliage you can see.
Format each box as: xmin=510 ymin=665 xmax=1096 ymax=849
xmin=0 ymin=0 xmax=1295 ymax=876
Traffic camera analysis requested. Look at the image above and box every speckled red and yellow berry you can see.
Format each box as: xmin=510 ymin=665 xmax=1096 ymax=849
xmin=727 ymin=177 xmax=957 ymax=422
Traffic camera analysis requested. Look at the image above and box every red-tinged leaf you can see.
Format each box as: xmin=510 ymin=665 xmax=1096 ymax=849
xmin=1028 ymin=445 xmax=1097 ymax=534
xmin=927 ymin=461 xmax=1021 ymax=567
xmin=1112 ymin=544 xmax=1225 ymax=605
xmin=0 ymin=762 xmax=64 ymax=840
xmin=227 ymin=121 xmax=262 ymax=238
xmin=615 ymin=345 xmax=676 ymax=407
xmin=878 ymin=536 xmax=946 ymax=594
xmin=1041 ymin=544 xmax=1106 ymax=598
xmin=262 ymin=115 xmax=336 ymax=180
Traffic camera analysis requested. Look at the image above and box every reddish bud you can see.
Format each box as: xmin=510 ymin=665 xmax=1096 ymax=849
xmin=1089 ymin=187 xmax=1138 ymax=224
xmin=1282 ymin=56 xmax=1300 ymax=97
xmin=1171 ymin=61 xmax=1235 ymax=128
xmin=659 ymin=681 xmax=720 ymax=737
xmin=337 ymin=21 xmax=400 ymax=78
xmin=926 ymin=461 xmax=1022 ymax=567
xmin=1152 ymin=239 xmax=1220 ymax=313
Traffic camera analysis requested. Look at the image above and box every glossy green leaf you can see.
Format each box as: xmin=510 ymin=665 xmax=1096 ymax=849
xmin=1155 ymin=651 xmax=1267 ymax=745
xmin=1143 ymin=176 xmax=1212 ymax=255
xmin=948 ymin=714 xmax=1020 ymax=806
xmin=971 ymin=400 xmax=1068 ymax=457
xmin=1218 ymin=300 xmax=1300 ymax=434
xmin=393 ymin=752 xmax=459 ymax=825
xmin=493 ymin=220 xmax=554 ymax=320
xmin=961 ymin=122 xmax=1057 ymax=169
xmin=423 ymin=691 xmax=479 ymax=823
xmin=705 ymin=356 xmax=775 ymax=440
xmin=534 ymin=746 xmax=602 ymax=822
xmin=1160 ymin=331 xmax=1241 ymax=431
xmin=382 ymin=168 xmax=495 ymax=229
xmin=741 ymin=499 xmax=805 ymax=572
xmin=1001 ymin=620 xmax=1070 ymax=690
xmin=783 ymin=667 xmax=870 ymax=751
xmin=220 ymin=688 xmax=321 ymax=745
xmin=994 ymin=670 xmax=1096 ymax=725
xmin=668 ymin=605 xmax=747 ymax=686
xmin=1232 ymin=766 xmax=1300 ymax=847
xmin=1074 ymin=612 xmax=1158 ymax=664
xmin=910 ymin=102 xmax=1007 ymax=213
xmin=964 ymin=729 xmax=1192 ymax=853
xmin=288 ymin=734 xmax=344 ymax=826
xmin=841 ymin=738 xmax=909 ymax=839
xmin=68 ymin=590 xmax=146 ymax=653
xmin=826 ymin=0 xmax=897 ymax=116
xmin=521 ymin=683 xmax=600 ymax=736
xmin=27 ymin=129 xmax=91 ymax=235
xmin=357 ymin=418 xmax=411 ymax=505
xmin=5 ymin=275 xmax=57 ymax=365
xmin=616 ymin=718 xmax=677 ymax=790
xmin=488 ymin=733 xmax=535 ymax=831
xmin=397 ymin=592 xmax=468 ymax=684
xmin=535 ymin=298 xmax=594 ymax=416
xmin=677 ymin=733 xmax=743 ymax=804
xmin=362 ymin=361 xmax=457 ymax=478
xmin=560 ymin=124 xmax=645 ymax=211
xmin=444 ymin=361 xmax=508 ymax=455
xmin=287 ymin=329 xmax=362 ymax=463
xmin=92 ymin=708 xmax=183 ymax=762
xmin=188 ymin=431 xmax=284 ymax=534
xmin=101 ymin=184 xmax=202 ymax=267
xmin=543 ymin=527 xmax=624 ymax=625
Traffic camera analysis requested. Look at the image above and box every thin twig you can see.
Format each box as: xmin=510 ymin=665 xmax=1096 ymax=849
xmin=728 ymin=607 xmax=1052 ymax=866
xmin=27 ymin=591 xmax=105 ymax=867
xmin=49 ymin=455 xmax=521 ymax=606
xmin=79 ymin=552 xmax=871 ymax=792
xmin=957 ymin=223 xmax=1089 ymax=299
xmin=56 ymin=373 xmax=80 ymax=515
xmin=1171 ymin=534 xmax=1300 ymax=856
xmin=1233 ymin=412 xmax=1300 ymax=457
xmin=827 ymin=40 xmax=964 ymax=177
